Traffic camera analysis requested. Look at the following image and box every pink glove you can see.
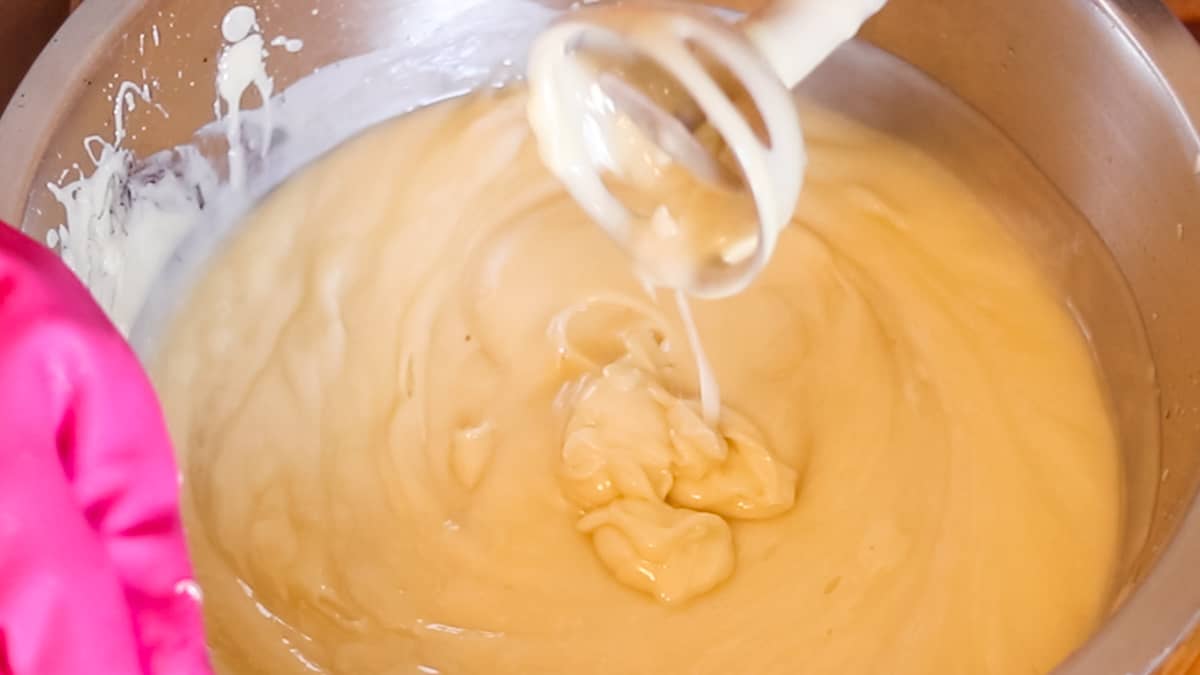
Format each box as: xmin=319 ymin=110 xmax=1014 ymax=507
xmin=0 ymin=223 xmax=212 ymax=675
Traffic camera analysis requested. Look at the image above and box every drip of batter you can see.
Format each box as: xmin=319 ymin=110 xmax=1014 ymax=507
xmin=155 ymin=90 xmax=1121 ymax=675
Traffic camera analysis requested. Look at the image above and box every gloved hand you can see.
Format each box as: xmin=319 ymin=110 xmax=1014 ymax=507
xmin=0 ymin=223 xmax=211 ymax=674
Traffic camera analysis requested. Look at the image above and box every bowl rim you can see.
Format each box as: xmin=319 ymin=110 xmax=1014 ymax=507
xmin=0 ymin=0 xmax=143 ymax=225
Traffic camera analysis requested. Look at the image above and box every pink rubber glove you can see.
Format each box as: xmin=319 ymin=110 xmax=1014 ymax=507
xmin=0 ymin=223 xmax=212 ymax=675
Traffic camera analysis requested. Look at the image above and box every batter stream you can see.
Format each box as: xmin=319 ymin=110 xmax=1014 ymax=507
xmin=154 ymin=90 xmax=1121 ymax=675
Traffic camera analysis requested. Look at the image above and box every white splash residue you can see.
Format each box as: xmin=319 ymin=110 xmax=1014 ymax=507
xmin=174 ymin=579 xmax=204 ymax=601
xmin=48 ymin=141 xmax=218 ymax=336
xmin=216 ymin=5 xmax=274 ymax=190
xmin=46 ymin=73 xmax=210 ymax=336
xmin=270 ymin=35 xmax=305 ymax=53
xmin=111 ymin=81 xmax=153 ymax=146
xmin=221 ymin=5 xmax=257 ymax=42
xmin=39 ymin=0 xmax=544 ymax=340
xmin=47 ymin=146 xmax=133 ymax=313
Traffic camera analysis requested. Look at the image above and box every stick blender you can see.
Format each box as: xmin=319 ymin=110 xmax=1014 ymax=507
xmin=527 ymin=0 xmax=887 ymax=423
xmin=527 ymin=0 xmax=888 ymax=298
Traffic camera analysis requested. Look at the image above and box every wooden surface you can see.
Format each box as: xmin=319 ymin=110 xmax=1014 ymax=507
xmin=1168 ymin=0 xmax=1200 ymax=35
xmin=1168 ymin=0 xmax=1200 ymax=21
xmin=0 ymin=0 xmax=71 ymax=109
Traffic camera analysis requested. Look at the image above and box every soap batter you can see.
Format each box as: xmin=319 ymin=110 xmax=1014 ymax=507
xmin=154 ymin=90 xmax=1121 ymax=675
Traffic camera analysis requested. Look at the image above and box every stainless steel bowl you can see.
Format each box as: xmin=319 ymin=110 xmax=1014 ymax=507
xmin=2 ymin=0 xmax=1198 ymax=672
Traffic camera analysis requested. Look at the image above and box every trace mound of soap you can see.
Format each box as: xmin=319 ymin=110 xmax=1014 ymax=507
xmin=155 ymin=89 xmax=1121 ymax=675
xmin=555 ymin=319 xmax=798 ymax=604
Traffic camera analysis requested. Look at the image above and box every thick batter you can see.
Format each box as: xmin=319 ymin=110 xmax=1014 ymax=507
xmin=154 ymin=90 xmax=1121 ymax=675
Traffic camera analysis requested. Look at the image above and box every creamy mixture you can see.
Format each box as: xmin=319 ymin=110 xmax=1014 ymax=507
xmin=154 ymin=90 xmax=1121 ymax=675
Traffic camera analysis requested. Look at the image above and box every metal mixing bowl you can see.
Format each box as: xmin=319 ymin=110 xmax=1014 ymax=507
xmin=1 ymin=0 xmax=1198 ymax=672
